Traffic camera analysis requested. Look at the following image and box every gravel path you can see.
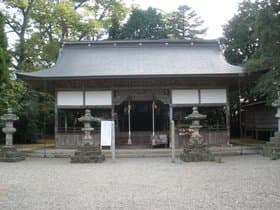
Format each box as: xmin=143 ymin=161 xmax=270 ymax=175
xmin=0 ymin=155 xmax=280 ymax=210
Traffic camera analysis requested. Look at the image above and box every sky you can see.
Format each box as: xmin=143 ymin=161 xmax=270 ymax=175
xmin=125 ymin=0 xmax=244 ymax=39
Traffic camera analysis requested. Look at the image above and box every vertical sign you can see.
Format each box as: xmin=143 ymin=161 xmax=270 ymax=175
xmin=101 ymin=121 xmax=112 ymax=146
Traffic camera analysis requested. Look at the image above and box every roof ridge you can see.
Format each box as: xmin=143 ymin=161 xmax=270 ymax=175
xmin=62 ymin=39 xmax=219 ymax=46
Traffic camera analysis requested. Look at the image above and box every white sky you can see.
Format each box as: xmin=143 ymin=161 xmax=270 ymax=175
xmin=125 ymin=0 xmax=244 ymax=39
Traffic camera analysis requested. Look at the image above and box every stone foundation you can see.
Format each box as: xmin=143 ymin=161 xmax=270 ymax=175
xmin=71 ymin=144 xmax=105 ymax=163
xmin=0 ymin=147 xmax=25 ymax=162
xmin=262 ymin=132 xmax=280 ymax=159
xmin=181 ymin=144 xmax=216 ymax=162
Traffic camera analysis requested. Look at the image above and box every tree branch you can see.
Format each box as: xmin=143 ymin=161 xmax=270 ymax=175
xmin=74 ymin=0 xmax=88 ymax=10
xmin=5 ymin=19 xmax=21 ymax=37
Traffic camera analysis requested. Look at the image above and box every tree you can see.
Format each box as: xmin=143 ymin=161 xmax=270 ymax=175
xmin=247 ymin=0 xmax=280 ymax=102
xmin=0 ymin=81 xmax=55 ymax=144
xmin=108 ymin=13 xmax=123 ymax=40
xmin=222 ymin=0 xmax=280 ymax=102
xmin=221 ymin=1 xmax=259 ymax=65
xmin=120 ymin=7 xmax=168 ymax=40
xmin=4 ymin=0 xmax=35 ymax=71
xmin=0 ymin=12 xmax=9 ymax=84
xmin=3 ymin=0 xmax=128 ymax=72
xmin=166 ymin=5 xmax=207 ymax=39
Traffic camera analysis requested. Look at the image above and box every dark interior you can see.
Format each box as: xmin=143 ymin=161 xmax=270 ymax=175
xmin=116 ymin=100 xmax=169 ymax=132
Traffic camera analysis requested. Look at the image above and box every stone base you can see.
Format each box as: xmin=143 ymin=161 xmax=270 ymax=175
xmin=0 ymin=147 xmax=25 ymax=162
xmin=181 ymin=144 xmax=216 ymax=162
xmin=262 ymin=139 xmax=280 ymax=160
xmin=70 ymin=144 xmax=105 ymax=163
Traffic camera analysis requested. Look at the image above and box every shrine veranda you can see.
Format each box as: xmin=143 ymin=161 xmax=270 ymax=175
xmin=18 ymin=40 xmax=245 ymax=148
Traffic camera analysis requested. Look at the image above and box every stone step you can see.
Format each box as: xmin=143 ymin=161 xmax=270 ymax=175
xmin=24 ymin=146 xmax=262 ymax=158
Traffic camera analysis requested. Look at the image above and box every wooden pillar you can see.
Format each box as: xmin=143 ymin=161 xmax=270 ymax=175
xmin=43 ymin=81 xmax=47 ymax=157
xmin=152 ymin=100 xmax=155 ymax=137
xmin=255 ymin=129 xmax=259 ymax=140
xmin=64 ymin=112 xmax=68 ymax=133
xmin=171 ymin=120 xmax=175 ymax=163
xmin=111 ymin=121 xmax=116 ymax=161
xmin=111 ymin=104 xmax=116 ymax=155
xmin=238 ymin=78 xmax=243 ymax=138
xmin=54 ymin=104 xmax=58 ymax=147
xmin=111 ymin=105 xmax=115 ymax=120
xmin=169 ymin=104 xmax=173 ymax=147
xmin=54 ymin=90 xmax=58 ymax=147
xmin=128 ymin=100 xmax=132 ymax=145
xmin=226 ymin=103 xmax=230 ymax=145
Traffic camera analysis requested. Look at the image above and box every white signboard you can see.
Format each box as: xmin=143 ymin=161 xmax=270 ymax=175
xmin=85 ymin=91 xmax=112 ymax=106
xmin=171 ymin=89 xmax=199 ymax=104
xmin=57 ymin=91 xmax=83 ymax=106
xmin=200 ymin=89 xmax=227 ymax=104
xmin=101 ymin=121 xmax=112 ymax=146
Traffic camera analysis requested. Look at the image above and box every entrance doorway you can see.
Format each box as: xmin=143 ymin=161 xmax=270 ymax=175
xmin=132 ymin=101 xmax=152 ymax=131
xmin=115 ymin=100 xmax=169 ymax=147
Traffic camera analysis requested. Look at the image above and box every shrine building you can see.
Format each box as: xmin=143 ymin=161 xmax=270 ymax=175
xmin=18 ymin=40 xmax=244 ymax=148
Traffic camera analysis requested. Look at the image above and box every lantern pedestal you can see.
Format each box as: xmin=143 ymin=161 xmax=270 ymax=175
xmin=0 ymin=146 xmax=25 ymax=162
xmin=263 ymin=94 xmax=280 ymax=160
xmin=70 ymin=109 xmax=105 ymax=163
xmin=71 ymin=143 xmax=105 ymax=163
xmin=181 ymin=142 xmax=215 ymax=162
xmin=0 ymin=108 xmax=25 ymax=162
xmin=180 ymin=107 xmax=216 ymax=162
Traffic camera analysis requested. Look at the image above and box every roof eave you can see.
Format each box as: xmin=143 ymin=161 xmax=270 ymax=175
xmin=17 ymin=73 xmax=246 ymax=81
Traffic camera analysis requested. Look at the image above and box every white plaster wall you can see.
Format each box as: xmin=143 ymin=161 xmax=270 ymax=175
xmin=57 ymin=91 xmax=83 ymax=106
xmin=200 ymin=89 xmax=227 ymax=104
xmin=172 ymin=89 xmax=199 ymax=104
xmin=85 ymin=91 xmax=112 ymax=106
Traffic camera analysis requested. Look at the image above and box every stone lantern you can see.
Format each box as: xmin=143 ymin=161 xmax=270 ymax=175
xmin=263 ymin=91 xmax=280 ymax=159
xmin=0 ymin=108 xmax=25 ymax=162
xmin=78 ymin=109 xmax=99 ymax=146
xmin=71 ymin=109 xmax=105 ymax=163
xmin=181 ymin=107 xmax=216 ymax=162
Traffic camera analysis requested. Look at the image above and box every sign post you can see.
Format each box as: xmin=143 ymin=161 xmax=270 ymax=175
xmin=111 ymin=121 xmax=116 ymax=161
xmin=171 ymin=120 xmax=175 ymax=163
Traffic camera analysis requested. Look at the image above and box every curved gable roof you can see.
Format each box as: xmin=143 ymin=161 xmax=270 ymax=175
xmin=17 ymin=39 xmax=243 ymax=80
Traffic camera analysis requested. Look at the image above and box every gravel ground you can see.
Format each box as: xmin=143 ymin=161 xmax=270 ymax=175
xmin=0 ymin=155 xmax=280 ymax=210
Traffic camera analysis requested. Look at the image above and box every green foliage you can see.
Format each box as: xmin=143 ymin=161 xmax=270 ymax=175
xmin=105 ymin=0 xmax=128 ymax=40
xmin=3 ymin=0 xmax=128 ymax=71
xmin=119 ymin=7 xmax=168 ymax=40
xmin=166 ymin=5 xmax=207 ymax=39
xmin=222 ymin=0 xmax=280 ymax=102
xmin=108 ymin=13 xmax=122 ymax=40
xmin=0 ymin=12 xmax=9 ymax=84
xmin=111 ymin=5 xmax=207 ymax=40
xmin=221 ymin=1 xmax=259 ymax=65
xmin=0 ymin=81 xmax=54 ymax=144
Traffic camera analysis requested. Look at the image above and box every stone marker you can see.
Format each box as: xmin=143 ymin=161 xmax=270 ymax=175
xmin=181 ymin=107 xmax=216 ymax=162
xmin=70 ymin=109 xmax=105 ymax=163
xmin=0 ymin=108 xmax=25 ymax=162
xmin=263 ymin=91 xmax=280 ymax=159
